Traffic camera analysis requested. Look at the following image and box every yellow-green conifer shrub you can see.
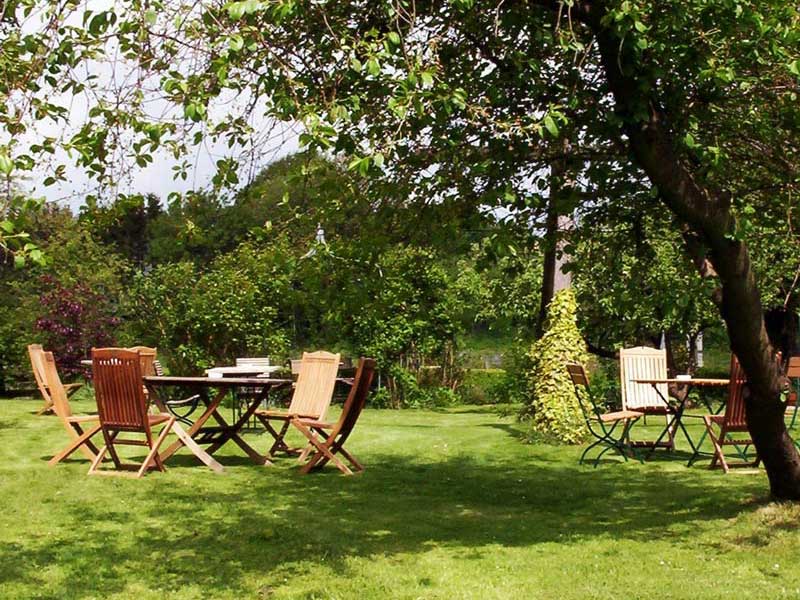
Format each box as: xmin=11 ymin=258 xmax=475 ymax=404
xmin=521 ymin=288 xmax=589 ymax=443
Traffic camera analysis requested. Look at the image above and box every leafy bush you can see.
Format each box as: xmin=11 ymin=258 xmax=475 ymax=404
xmin=520 ymin=288 xmax=588 ymax=444
xmin=458 ymin=368 xmax=508 ymax=405
xmin=127 ymin=241 xmax=293 ymax=373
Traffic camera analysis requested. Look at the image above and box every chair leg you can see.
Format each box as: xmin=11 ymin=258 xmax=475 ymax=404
xmin=336 ymin=446 xmax=364 ymax=473
xmin=619 ymin=419 xmax=643 ymax=463
xmin=36 ymin=401 xmax=55 ymax=416
xmin=293 ymin=420 xmax=353 ymax=475
xmin=87 ymin=444 xmax=109 ymax=475
xmin=706 ymin=423 xmax=730 ymax=473
xmin=49 ymin=423 xmax=102 ymax=466
xmin=104 ymin=430 xmax=124 ymax=470
xmin=137 ymin=418 xmax=175 ymax=478
xmin=579 ymin=437 xmax=607 ymax=466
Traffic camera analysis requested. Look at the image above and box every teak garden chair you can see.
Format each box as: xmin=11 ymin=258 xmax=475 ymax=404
xmin=619 ymin=346 xmax=676 ymax=450
xmin=567 ymin=363 xmax=644 ymax=467
xmin=28 ymin=343 xmax=82 ymax=415
xmin=786 ymin=356 xmax=800 ymax=429
xmin=691 ymin=354 xmax=760 ymax=473
xmin=40 ymin=351 xmax=102 ymax=465
xmin=254 ymin=350 xmax=340 ymax=456
xmin=88 ymin=347 xmax=194 ymax=478
xmin=127 ymin=346 xmax=158 ymax=376
xmin=293 ymin=357 xmax=376 ymax=475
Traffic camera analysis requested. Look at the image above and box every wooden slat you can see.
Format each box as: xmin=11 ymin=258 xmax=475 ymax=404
xmin=620 ymin=346 xmax=670 ymax=411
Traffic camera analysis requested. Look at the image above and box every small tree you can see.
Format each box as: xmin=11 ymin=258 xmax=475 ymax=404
xmin=521 ymin=288 xmax=588 ymax=444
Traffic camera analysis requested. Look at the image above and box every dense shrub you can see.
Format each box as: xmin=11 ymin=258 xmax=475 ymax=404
xmin=35 ymin=276 xmax=120 ymax=376
xmin=457 ymin=369 xmax=508 ymax=405
xmin=127 ymin=241 xmax=293 ymax=373
xmin=520 ymin=288 xmax=588 ymax=444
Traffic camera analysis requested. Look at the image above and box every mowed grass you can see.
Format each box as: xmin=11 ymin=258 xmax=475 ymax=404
xmin=2 ymin=396 xmax=800 ymax=599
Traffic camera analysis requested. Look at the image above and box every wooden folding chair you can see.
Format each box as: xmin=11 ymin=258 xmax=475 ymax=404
xmin=127 ymin=346 xmax=158 ymax=376
xmin=696 ymin=354 xmax=760 ymax=473
xmin=620 ymin=346 xmax=676 ymax=450
xmin=40 ymin=351 xmax=103 ymax=465
xmin=28 ymin=344 xmax=82 ymax=415
xmin=293 ymin=357 xmax=376 ymax=475
xmin=88 ymin=348 xmax=188 ymax=478
xmin=786 ymin=356 xmax=800 ymax=429
xmin=254 ymin=351 xmax=340 ymax=456
xmin=567 ymin=363 xmax=644 ymax=467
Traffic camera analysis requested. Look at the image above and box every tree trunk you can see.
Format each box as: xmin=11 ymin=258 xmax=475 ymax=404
xmin=537 ymin=197 xmax=558 ymax=338
xmin=537 ymin=140 xmax=574 ymax=337
xmin=587 ymin=3 xmax=800 ymax=498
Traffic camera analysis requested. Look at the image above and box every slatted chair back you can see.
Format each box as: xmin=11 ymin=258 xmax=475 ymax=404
xmin=787 ymin=357 xmax=800 ymax=413
xmin=28 ymin=343 xmax=50 ymax=401
xmin=787 ymin=356 xmax=800 ymax=379
xmin=620 ymin=346 xmax=669 ymax=411
xmin=92 ymin=348 xmax=149 ymax=432
xmin=288 ymin=351 xmax=340 ymax=418
xmin=566 ymin=363 xmax=600 ymax=425
xmin=41 ymin=351 xmax=74 ymax=419
xmin=722 ymin=354 xmax=748 ymax=430
xmin=290 ymin=359 xmax=303 ymax=377
xmin=127 ymin=346 xmax=158 ymax=376
xmin=236 ymin=357 xmax=270 ymax=368
xmin=328 ymin=357 xmax=376 ymax=445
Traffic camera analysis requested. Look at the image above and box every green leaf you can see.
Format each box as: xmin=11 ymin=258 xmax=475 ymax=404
xmin=367 ymin=58 xmax=380 ymax=76
xmin=387 ymin=32 xmax=401 ymax=45
xmin=0 ymin=152 xmax=13 ymax=175
xmin=144 ymin=9 xmax=157 ymax=26
xmin=0 ymin=220 xmax=14 ymax=234
xmin=543 ymin=115 xmax=559 ymax=137
xmin=13 ymin=254 xmax=25 ymax=269
xmin=420 ymin=71 xmax=434 ymax=88
xmin=229 ymin=34 xmax=244 ymax=52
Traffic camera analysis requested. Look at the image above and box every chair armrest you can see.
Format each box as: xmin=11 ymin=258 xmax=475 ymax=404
xmin=166 ymin=394 xmax=201 ymax=407
xmin=66 ymin=414 xmax=99 ymax=423
xmin=293 ymin=417 xmax=334 ymax=429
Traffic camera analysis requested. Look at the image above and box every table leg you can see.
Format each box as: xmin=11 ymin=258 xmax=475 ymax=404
xmin=169 ymin=422 xmax=224 ymax=473
xmin=206 ymin=387 xmax=273 ymax=465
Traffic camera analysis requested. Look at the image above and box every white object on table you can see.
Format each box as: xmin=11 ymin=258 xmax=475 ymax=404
xmin=206 ymin=365 xmax=282 ymax=378
xmin=676 ymin=374 xmax=692 ymax=381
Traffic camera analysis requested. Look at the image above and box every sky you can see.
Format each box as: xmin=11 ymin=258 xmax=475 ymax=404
xmin=14 ymin=0 xmax=302 ymax=213
xmin=29 ymin=122 xmax=301 ymax=213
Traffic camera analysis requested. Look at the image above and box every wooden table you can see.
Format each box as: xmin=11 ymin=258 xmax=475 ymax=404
xmin=633 ymin=377 xmax=729 ymax=457
xmin=144 ymin=376 xmax=291 ymax=467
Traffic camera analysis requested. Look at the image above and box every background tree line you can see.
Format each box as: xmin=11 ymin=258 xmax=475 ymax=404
xmin=5 ymin=149 xmax=777 ymax=412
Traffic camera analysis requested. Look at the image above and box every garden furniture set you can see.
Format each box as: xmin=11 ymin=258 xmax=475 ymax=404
xmin=567 ymin=345 xmax=787 ymax=472
xmin=30 ymin=344 xmax=375 ymax=478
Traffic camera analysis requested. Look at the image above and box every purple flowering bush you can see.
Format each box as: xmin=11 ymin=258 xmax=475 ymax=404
xmin=35 ymin=275 xmax=120 ymax=377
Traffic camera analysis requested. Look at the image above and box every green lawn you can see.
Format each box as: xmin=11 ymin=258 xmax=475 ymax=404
xmin=2 ymin=397 xmax=799 ymax=599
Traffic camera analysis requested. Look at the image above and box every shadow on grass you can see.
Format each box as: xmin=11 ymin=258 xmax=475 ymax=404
xmin=0 ymin=448 xmax=765 ymax=598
